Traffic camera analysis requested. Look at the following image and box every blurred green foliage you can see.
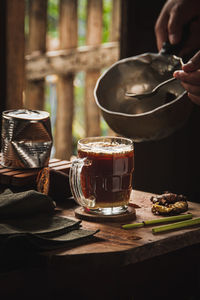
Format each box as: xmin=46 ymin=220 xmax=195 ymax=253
xmin=103 ymin=0 xmax=112 ymax=43
xmin=47 ymin=0 xmax=112 ymax=43
xmin=47 ymin=0 xmax=59 ymax=38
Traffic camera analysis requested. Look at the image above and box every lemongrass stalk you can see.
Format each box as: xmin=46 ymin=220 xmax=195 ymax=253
xmin=122 ymin=214 xmax=192 ymax=230
xmin=122 ymin=222 xmax=144 ymax=229
xmin=152 ymin=217 xmax=200 ymax=234
xmin=144 ymin=213 xmax=192 ymax=225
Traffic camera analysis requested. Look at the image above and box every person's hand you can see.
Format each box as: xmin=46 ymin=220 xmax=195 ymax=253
xmin=155 ymin=0 xmax=200 ymax=57
xmin=173 ymin=50 xmax=200 ymax=105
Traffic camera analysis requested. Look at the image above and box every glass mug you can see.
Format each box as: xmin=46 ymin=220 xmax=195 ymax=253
xmin=69 ymin=136 xmax=134 ymax=215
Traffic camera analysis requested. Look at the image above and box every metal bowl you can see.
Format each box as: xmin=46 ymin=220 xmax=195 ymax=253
xmin=94 ymin=53 xmax=194 ymax=142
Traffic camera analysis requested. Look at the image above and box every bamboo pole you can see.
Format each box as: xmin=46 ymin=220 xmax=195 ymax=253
xmin=0 ymin=1 xmax=6 ymax=143
xmin=6 ymin=0 xmax=25 ymax=109
xmin=55 ymin=0 xmax=78 ymax=160
xmin=110 ymin=0 xmax=121 ymax=42
xmin=25 ymin=0 xmax=47 ymax=110
xmin=107 ymin=0 xmax=121 ymax=136
xmin=85 ymin=0 xmax=102 ymax=137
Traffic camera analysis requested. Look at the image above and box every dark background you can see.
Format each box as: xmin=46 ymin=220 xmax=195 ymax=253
xmin=120 ymin=0 xmax=200 ymax=202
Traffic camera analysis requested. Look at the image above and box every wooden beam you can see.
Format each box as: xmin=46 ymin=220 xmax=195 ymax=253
xmin=28 ymin=0 xmax=47 ymax=53
xmin=55 ymin=0 xmax=78 ymax=160
xmin=0 ymin=3 xmax=6 ymax=104
xmin=25 ymin=42 xmax=119 ymax=80
xmin=6 ymin=0 xmax=25 ymax=109
xmin=110 ymin=0 xmax=121 ymax=42
xmin=25 ymin=0 xmax=47 ymax=110
xmin=107 ymin=0 xmax=121 ymax=136
xmin=85 ymin=0 xmax=103 ymax=137
xmin=0 ymin=1 xmax=7 ymax=145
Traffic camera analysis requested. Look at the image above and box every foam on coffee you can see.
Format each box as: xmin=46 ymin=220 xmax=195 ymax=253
xmin=81 ymin=141 xmax=132 ymax=155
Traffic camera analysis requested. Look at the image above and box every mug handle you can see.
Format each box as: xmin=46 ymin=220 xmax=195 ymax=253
xmin=69 ymin=158 xmax=96 ymax=208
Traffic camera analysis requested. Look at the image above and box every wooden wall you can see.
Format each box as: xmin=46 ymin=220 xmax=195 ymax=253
xmin=0 ymin=0 xmax=120 ymax=159
xmin=25 ymin=0 xmax=120 ymax=160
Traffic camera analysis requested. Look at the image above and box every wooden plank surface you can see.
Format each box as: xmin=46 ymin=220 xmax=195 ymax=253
xmin=50 ymin=189 xmax=200 ymax=270
xmin=0 ymin=187 xmax=199 ymax=300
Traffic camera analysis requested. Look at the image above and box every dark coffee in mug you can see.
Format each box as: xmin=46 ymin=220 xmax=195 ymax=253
xmin=78 ymin=140 xmax=134 ymax=209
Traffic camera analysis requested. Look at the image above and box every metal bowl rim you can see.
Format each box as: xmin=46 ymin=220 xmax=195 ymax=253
xmin=94 ymin=57 xmax=187 ymax=118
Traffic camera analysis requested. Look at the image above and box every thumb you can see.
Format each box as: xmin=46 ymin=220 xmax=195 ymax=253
xmin=182 ymin=50 xmax=200 ymax=72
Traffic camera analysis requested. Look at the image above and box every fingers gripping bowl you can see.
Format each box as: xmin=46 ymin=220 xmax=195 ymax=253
xmin=94 ymin=53 xmax=194 ymax=142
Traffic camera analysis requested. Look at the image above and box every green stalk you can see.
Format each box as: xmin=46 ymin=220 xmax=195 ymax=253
xmin=144 ymin=213 xmax=192 ymax=225
xmin=152 ymin=217 xmax=200 ymax=234
xmin=122 ymin=222 xmax=144 ymax=229
xmin=122 ymin=214 xmax=192 ymax=230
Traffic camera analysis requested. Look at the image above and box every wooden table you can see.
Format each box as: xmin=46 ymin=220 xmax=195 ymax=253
xmin=1 ymin=189 xmax=200 ymax=300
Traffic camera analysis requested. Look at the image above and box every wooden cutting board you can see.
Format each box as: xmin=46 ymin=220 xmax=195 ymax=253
xmin=0 ymin=153 xmax=71 ymax=187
